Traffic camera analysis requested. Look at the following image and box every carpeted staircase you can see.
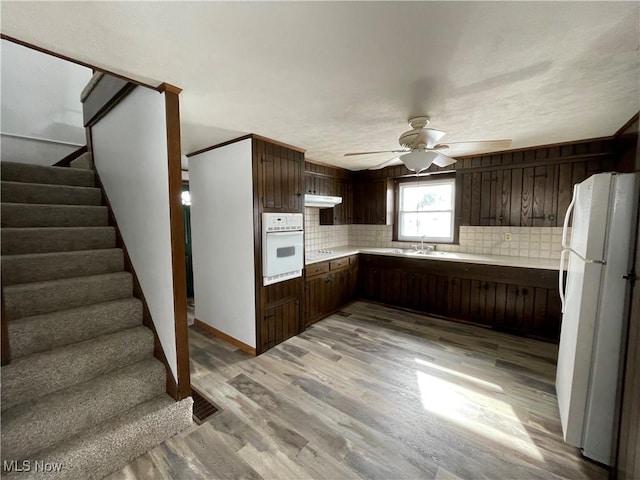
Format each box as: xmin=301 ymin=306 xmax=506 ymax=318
xmin=1 ymin=159 xmax=192 ymax=479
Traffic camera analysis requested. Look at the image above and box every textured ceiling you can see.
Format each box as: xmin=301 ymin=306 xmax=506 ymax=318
xmin=2 ymin=2 xmax=638 ymax=170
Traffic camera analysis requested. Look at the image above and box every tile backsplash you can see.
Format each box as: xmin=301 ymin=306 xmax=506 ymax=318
xmin=304 ymin=208 xmax=349 ymax=252
xmin=306 ymin=208 xmax=569 ymax=259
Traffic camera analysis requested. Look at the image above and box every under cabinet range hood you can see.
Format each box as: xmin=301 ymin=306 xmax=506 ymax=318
xmin=304 ymin=194 xmax=342 ymax=208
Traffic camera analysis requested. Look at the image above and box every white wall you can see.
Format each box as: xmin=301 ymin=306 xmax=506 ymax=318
xmin=0 ymin=40 xmax=91 ymax=165
xmin=91 ymin=87 xmax=178 ymax=381
xmin=189 ymin=139 xmax=257 ymax=348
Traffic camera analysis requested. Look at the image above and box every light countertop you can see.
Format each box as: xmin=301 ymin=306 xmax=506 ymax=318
xmin=305 ymin=245 xmax=562 ymax=271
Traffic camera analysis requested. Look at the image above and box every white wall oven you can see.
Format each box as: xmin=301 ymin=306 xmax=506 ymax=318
xmin=262 ymin=213 xmax=304 ymax=286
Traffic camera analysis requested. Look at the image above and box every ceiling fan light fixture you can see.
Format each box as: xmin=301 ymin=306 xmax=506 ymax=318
xmin=399 ymin=150 xmax=439 ymax=172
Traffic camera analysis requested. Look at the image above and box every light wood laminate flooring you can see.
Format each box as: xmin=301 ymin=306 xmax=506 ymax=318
xmin=107 ymin=301 xmax=606 ymax=480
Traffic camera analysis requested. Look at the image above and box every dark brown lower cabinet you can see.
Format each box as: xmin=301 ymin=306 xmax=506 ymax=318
xmin=358 ymin=254 xmax=562 ymax=343
xmin=304 ymin=255 xmax=358 ymax=326
xmin=258 ymin=277 xmax=303 ymax=354
xmin=262 ymin=298 xmax=300 ymax=352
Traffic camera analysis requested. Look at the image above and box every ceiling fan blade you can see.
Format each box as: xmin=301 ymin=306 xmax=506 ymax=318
xmin=435 ymin=139 xmax=512 ymax=156
xmin=412 ymin=128 xmax=447 ymax=148
xmin=432 ymin=153 xmax=457 ymax=168
xmin=370 ymin=156 xmax=403 ymax=170
xmin=344 ymin=150 xmax=408 ymax=157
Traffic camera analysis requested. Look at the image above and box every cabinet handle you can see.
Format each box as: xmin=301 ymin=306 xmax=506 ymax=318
xmin=296 ymin=192 xmax=301 ymax=197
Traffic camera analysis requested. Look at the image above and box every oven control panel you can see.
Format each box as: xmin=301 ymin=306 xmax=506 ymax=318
xmin=263 ymin=213 xmax=303 ymax=232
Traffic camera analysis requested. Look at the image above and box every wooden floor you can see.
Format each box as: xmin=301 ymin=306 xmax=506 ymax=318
xmin=107 ymin=301 xmax=607 ymax=480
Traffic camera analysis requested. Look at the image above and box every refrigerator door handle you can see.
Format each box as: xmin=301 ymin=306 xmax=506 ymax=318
xmin=559 ymin=248 xmax=568 ymax=314
xmin=562 ymin=186 xmax=577 ymax=249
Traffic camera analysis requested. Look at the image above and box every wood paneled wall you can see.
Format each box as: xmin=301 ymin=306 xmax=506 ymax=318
xmin=356 ymin=139 xmax=618 ymax=228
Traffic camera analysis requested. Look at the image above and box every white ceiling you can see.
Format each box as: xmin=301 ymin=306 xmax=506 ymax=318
xmin=2 ymin=2 xmax=638 ymax=170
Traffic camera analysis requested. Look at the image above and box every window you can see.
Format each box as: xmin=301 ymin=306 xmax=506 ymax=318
xmin=397 ymin=177 xmax=455 ymax=243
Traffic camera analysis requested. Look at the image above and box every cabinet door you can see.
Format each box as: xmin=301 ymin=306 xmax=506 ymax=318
xmin=319 ymin=178 xmax=353 ymax=225
xmin=468 ymin=280 xmax=496 ymax=326
xmin=353 ymin=180 xmax=388 ymax=225
xmin=343 ymin=180 xmax=353 ymax=224
xmin=358 ymin=262 xmax=380 ymax=300
xmin=352 ymin=181 xmax=367 ymax=224
xmin=408 ymin=272 xmax=449 ymax=315
xmin=347 ymin=263 xmax=358 ymax=301
xmin=260 ymin=142 xmax=303 ymax=212
xmin=368 ymin=180 xmax=387 ymax=225
xmin=305 ymin=276 xmax=323 ymax=326
xmin=261 ymin=298 xmax=300 ymax=351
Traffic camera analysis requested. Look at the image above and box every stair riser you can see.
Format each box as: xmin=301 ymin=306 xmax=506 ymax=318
xmin=1 ymin=162 xmax=95 ymax=187
xmin=1 ymin=327 xmax=154 ymax=412
xmin=1 ymin=227 xmax=116 ymax=255
xmin=2 ymin=249 xmax=124 ymax=286
xmin=4 ymin=273 xmax=133 ymax=320
xmin=1 ymin=204 xmax=108 ymax=228
xmin=9 ymin=298 xmax=142 ymax=359
xmin=1 ymin=359 xmax=166 ymax=462
xmin=1 ymin=181 xmax=102 ymax=206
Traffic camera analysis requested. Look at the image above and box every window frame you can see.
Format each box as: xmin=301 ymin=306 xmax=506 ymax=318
xmin=393 ymin=173 xmax=459 ymax=244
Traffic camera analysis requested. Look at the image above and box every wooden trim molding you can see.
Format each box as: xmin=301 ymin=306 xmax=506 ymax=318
xmin=92 ymin=167 xmax=179 ymax=398
xmin=163 ymin=88 xmax=192 ymax=401
xmin=83 ymin=75 xmax=136 ymax=127
xmin=53 ymin=145 xmax=88 ymax=167
xmin=1 ymin=285 xmax=10 ymax=366
xmin=0 ymin=34 xmax=158 ymax=90
xmin=251 ymin=134 xmax=306 ymax=154
xmin=194 ymin=319 xmax=257 ymax=356
xmin=187 ymin=133 xmax=306 ymax=158
xmin=157 ymin=83 xmax=183 ymax=95
xmin=615 ymin=112 xmax=640 ymax=138
xmin=186 ymin=134 xmax=253 ymax=158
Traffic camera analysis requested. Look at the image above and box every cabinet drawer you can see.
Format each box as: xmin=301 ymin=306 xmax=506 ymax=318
xmin=330 ymin=257 xmax=349 ymax=271
xmin=306 ymin=262 xmax=329 ymax=277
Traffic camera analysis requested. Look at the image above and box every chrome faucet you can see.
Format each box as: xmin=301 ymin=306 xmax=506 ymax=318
xmin=421 ymin=235 xmax=425 ymax=252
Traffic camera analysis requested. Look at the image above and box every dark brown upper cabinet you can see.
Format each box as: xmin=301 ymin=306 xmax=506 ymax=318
xmin=352 ymin=179 xmax=393 ymax=225
xmin=256 ymin=139 xmax=304 ymax=213
xmin=305 ymin=161 xmax=354 ymax=225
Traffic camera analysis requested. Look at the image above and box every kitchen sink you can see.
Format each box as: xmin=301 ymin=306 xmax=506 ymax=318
xmin=406 ymin=250 xmax=447 ymax=256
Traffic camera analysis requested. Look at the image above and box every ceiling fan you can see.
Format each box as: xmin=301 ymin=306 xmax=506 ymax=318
xmin=344 ymin=116 xmax=512 ymax=173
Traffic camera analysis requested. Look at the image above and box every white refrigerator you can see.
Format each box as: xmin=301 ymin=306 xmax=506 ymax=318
xmin=556 ymin=172 xmax=638 ymax=466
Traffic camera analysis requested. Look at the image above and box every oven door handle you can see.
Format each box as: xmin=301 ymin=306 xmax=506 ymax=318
xmin=266 ymin=231 xmax=303 ymax=236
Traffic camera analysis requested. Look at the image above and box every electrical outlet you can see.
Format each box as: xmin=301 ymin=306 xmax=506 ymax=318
xmin=504 ymin=232 xmax=512 ymax=241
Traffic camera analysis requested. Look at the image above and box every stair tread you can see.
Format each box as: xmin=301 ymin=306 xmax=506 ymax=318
xmin=2 ymin=247 xmax=121 ymax=260
xmin=2 ymin=396 xmax=193 ymax=480
xmin=1 ymin=161 xmax=95 ymax=188
xmin=1 ymin=226 xmax=114 ymax=232
xmin=4 ymin=271 xmax=132 ymax=293
xmin=3 ymin=271 xmax=133 ymax=320
xmin=1 ymin=180 xmax=100 ymax=191
xmin=1 ymin=161 xmax=93 ymax=174
xmin=1 ymin=226 xmax=116 ymax=255
xmin=8 ymin=297 xmax=142 ymax=359
xmin=1 ymin=358 xmax=166 ymax=461
xmin=1 ymin=181 xmax=102 ymax=206
xmin=1 ymin=202 xmax=107 ymax=209
xmin=1 ymin=326 xmax=154 ymax=412
xmin=1 ymin=248 xmax=124 ymax=286
xmin=1 ymin=203 xmax=109 ymax=228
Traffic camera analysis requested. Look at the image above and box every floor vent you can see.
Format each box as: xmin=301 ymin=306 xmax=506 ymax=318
xmin=192 ymin=388 xmax=221 ymax=425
